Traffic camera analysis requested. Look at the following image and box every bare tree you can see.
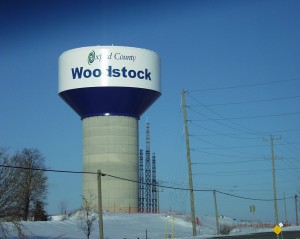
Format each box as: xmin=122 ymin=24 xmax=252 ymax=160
xmin=12 ymin=148 xmax=48 ymax=221
xmin=57 ymin=200 xmax=68 ymax=215
xmin=78 ymin=192 xmax=98 ymax=239
xmin=0 ymin=148 xmax=25 ymax=238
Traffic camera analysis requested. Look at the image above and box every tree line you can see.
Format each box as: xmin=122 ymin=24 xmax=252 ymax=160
xmin=0 ymin=147 xmax=48 ymax=237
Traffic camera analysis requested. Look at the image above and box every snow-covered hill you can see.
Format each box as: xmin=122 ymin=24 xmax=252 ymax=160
xmin=2 ymin=212 xmax=300 ymax=239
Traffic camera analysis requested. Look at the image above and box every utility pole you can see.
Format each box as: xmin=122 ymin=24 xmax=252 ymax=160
xmin=295 ymin=194 xmax=299 ymax=226
xmin=213 ymin=190 xmax=220 ymax=234
xmin=157 ymin=181 xmax=160 ymax=213
xmin=97 ymin=170 xmax=104 ymax=239
xmin=264 ymin=135 xmax=281 ymax=225
xmin=181 ymin=89 xmax=197 ymax=236
xmin=284 ymin=193 xmax=288 ymax=224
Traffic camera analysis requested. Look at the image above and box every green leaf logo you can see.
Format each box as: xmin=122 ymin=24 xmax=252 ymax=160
xmin=88 ymin=50 xmax=95 ymax=65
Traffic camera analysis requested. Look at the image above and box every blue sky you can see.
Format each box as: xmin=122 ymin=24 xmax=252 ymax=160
xmin=1 ymin=0 xmax=299 ymax=224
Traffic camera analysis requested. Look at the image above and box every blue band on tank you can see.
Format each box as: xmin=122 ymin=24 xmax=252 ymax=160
xmin=59 ymin=87 xmax=161 ymax=120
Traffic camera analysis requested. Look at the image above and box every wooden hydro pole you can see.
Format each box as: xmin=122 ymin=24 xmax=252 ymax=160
xmin=296 ymin=194 xmax=299 ymax=226
xmin=213 ymin=190 xmax=220 ymax=234
xmin=181 ymin=89 xmax=197 ymax=236
xmin=264 ymin=135 xmax=281 ymax=226
xmin=97 ymin=170 xmax=104 ymax=239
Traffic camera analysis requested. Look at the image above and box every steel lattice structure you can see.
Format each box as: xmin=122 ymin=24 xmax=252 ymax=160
xmin=152 ymin=153 xmax=157 ymax=213
xmin=138 ymin=149 xmax=144 ymax=212
xmin=145 ymin=123 xmax=152 ymax=213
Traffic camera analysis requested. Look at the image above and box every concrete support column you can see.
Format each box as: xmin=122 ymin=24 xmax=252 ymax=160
xmin=82 ymin=116 xmax=138 ymax=213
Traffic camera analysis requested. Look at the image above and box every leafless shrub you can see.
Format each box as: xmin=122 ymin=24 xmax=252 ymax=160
xmin=57 ymin=200 xmax=68 ymax=216
xmin=219 ymin=224 xmax=234 ymax=235
xmin=78 ymin=192 xmax=98 ymax=239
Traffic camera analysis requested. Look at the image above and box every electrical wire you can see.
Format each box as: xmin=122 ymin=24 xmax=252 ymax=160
xmin=187 ymin=100 xmax=261 ymax=135
xmin=185 ymin=77 xmax=300 ymax=92
xmin=190 ymin=111 xmax=300 ymax=121
xmin=189 ymin=95 xmax=300 ymax=107
xmin=215 ymin=190 xmax=294 ymax=201
xmin=0 ymin=164 xmax=295 ymax=202
xmin=192 ymin=159 xmax=262 ymax=165
xmin=191 ymin=148 xmax=263 ymax=159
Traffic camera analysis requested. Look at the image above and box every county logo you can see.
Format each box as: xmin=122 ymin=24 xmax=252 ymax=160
xmin=87 ymin=50 xmax=95 ymax=65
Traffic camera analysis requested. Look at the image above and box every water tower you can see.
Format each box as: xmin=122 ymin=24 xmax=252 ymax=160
xmin=58 ymin=46 xmax=160 ymax=212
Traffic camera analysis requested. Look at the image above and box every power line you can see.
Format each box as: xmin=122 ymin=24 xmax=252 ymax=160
xmin=0 ymin=163 xmax=204 ymax=191
xmin=188 ymin=108 xmax=259 ymax=135
xmin=190 ymin=111 xmax=300 ymax=121
xmin=191 ymin=142 xmax=299 ymax=150
xmin=282 ymin=138 xmax=300 ymax=155
xmin=193 ymin=167 xmax=300 ymax=176
xmin=191 ymin=148 xmax=263 ymax=159
xmin=0 ymin=164 xmax=294 ymax=202
xmin=190 ymin=132 xmax=260 ymax=140
xmin=186 ymin=77 xmax=300 ymax=92
xmin=192 ymin=157 xmax=298 ymax=165
xmin=187 ymin=94 xmax=264 ymax=135
xmin=192 ymin=144 xmax=270 ymax=150
xmin=189 ymin=95 xmax=300 ymax=107
xmin=0 ymin=164 xmax=96 ymax=175
xmin=192 ymin=159 xmax=262 ymax=165
xmin=215 ymin=190 xmax=294 ymax=202
xmin=188 ymin=121 xmax=259 ymax=140
xmin=190 ymin=128 xmax=300 ymax=137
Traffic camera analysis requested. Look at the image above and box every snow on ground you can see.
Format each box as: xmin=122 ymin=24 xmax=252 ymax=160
xmin=2 ymin=212 xmax=300 ymax=239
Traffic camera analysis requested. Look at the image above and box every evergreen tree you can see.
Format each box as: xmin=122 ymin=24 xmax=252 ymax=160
xmin=33 ymin=201 xmax=47 ymax=221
